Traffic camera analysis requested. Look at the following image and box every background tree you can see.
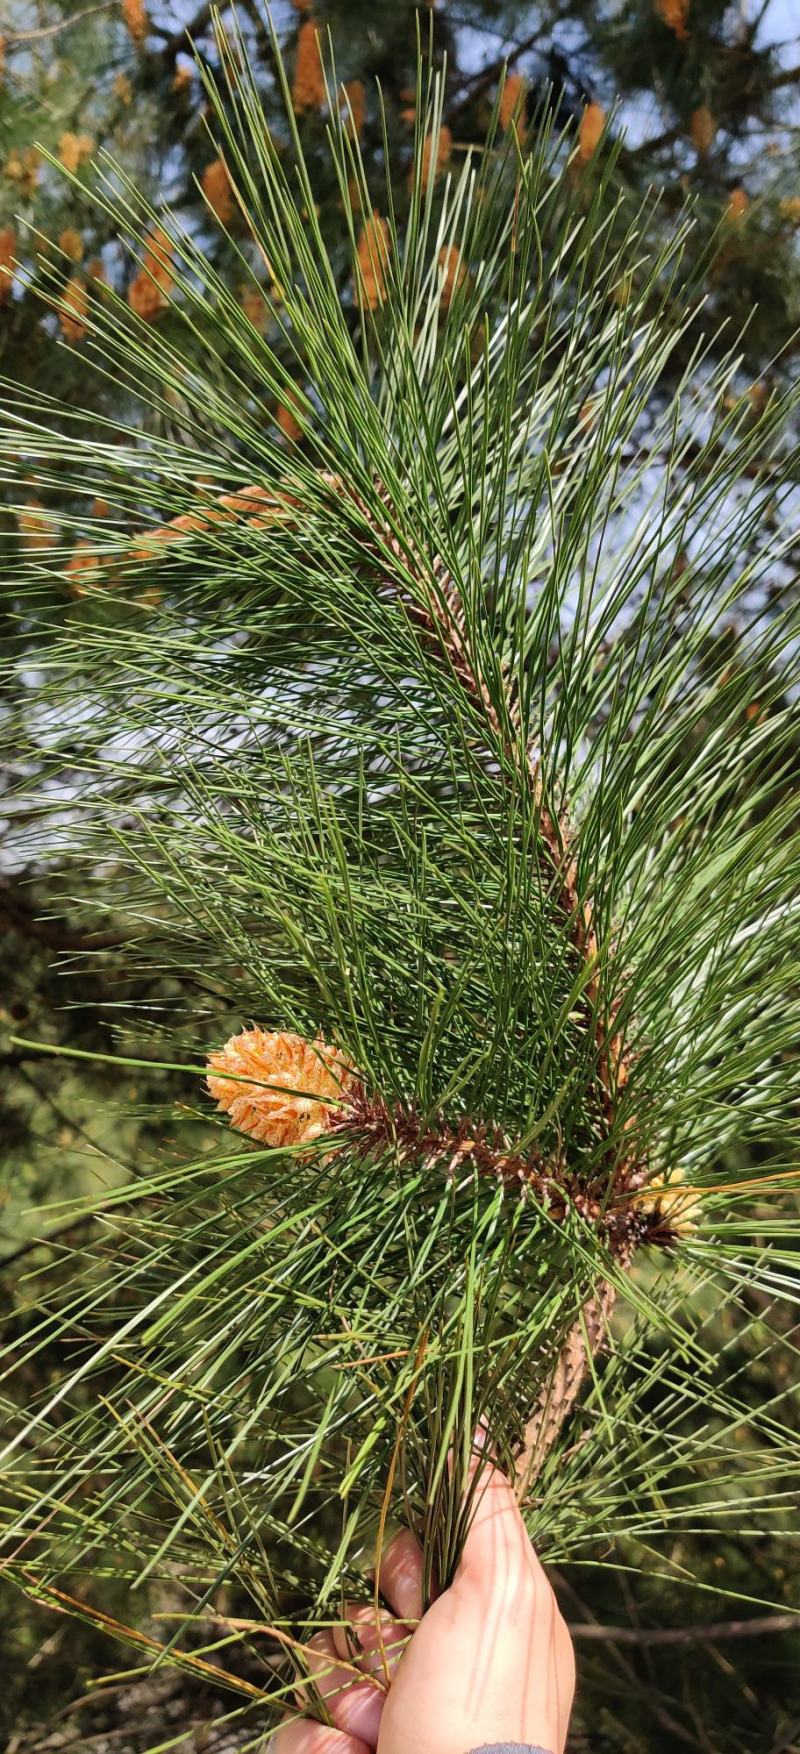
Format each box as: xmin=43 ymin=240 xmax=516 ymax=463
xmin=2 ymin=5 xmax=800 ymax=1752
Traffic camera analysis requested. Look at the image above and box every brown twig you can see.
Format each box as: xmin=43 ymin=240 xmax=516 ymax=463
xmin=569 ymin=1612 xmax=800 ymax=1645
xmin=4 ymin=3 xmax=114 ymax=44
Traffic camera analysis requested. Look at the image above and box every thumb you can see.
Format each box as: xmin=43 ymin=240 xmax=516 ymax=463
xmin=455 ymin=1453 xmax=542 ymax=1597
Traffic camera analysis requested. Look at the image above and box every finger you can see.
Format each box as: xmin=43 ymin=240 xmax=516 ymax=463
xmin=331 ymin=1604 xmax=410 ymax=1676
xmin=456 ymin=1457 xmax=548 ymax=1594
xmin=375 ymin=1527 xmax=424 ymax=1623
xmin=301 ymin=1630 xmax=385 ymax=1745
xmin=272 ymin=1720 xmax=372 ymax=1754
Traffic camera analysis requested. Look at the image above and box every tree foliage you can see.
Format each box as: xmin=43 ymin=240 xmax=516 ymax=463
xmin=2 ymin=7 xmax=800 ymax=1752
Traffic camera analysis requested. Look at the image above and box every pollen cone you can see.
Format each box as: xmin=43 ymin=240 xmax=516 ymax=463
xmin=207 ymin=1026 xmax=353 ymax=1147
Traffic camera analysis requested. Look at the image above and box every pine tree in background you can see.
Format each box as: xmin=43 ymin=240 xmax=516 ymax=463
xmin=2 ymin=12 xmax=800 ymax=1752
xmin=2 ymin=20 xmax=800 ymax=1746
xmin=1 ymin=0 xmax=799 ymax=414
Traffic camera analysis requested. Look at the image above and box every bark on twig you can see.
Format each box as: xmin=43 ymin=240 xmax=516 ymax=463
xmin=569 ymin=1612 xmax=800 ymax=1645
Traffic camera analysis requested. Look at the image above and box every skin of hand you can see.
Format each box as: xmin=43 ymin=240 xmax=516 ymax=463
xmin=273 ymin=1455 xmax=575 ymax=1754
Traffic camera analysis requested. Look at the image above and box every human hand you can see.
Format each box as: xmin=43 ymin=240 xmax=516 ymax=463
xmin=273 ymin=1455 xmax=575 ymax=1754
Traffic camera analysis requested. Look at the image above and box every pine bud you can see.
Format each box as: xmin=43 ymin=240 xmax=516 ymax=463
xmin=207 ymin=1027 xmax=353 ymax=1147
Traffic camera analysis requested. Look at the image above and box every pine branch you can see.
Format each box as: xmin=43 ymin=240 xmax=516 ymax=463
xmin=570 ymin=1613 xmax=800 ymax=1645
xmin=516 ymin=1281 xmax=618 ymax=1492
xmin=2 ymin=30 xmax=800 ymax=1694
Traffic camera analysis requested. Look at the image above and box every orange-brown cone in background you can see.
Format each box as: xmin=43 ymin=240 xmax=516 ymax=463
xmin=577 ymin=102 xmax=605 ymax=164
xmin=0 ymin=225 xmax=16 ymax=305
xmin=356 ymin=211 xmax=390 ymax=309
xmin=499 ymin=71 xmax=526 ymax=136
xmin=419 ymin=125 xmax=452 ymax=191
xmin=292 ymin=21 xmax=326 ymax=114
xmin=202 ymin=158 xmax=235 ymax=226
xmin=59 ymin=227 xmax=84 ymax=262
xmin=438 ymin=244 xmax=469 ymax=309
xmin=122 ymin=0 xmax=149 ymax=48
xmin=690 ymin=105 xmax=715 ymax=154
xmin=207 ymin=1027 xmax=353 ymax=1147
xmin=342 ymin=79 xmax=365 ymax=140
xmin=59 ymin=276 xmax=88 ymax=343
xmin=655 ymin=0 xmax=690 ymax=39
xmin=18 ymin=500 xmax=56 ymax=549
xmin=725 ymin=186 xmax=749 ymax=221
